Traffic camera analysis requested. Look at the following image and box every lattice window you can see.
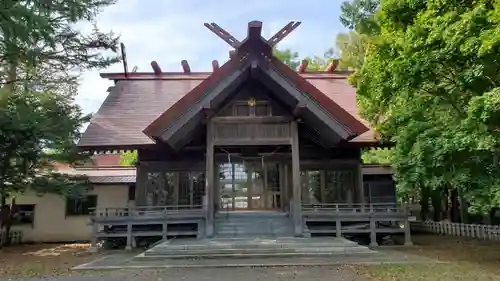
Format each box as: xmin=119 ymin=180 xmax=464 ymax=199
xmin=324 ymin=169 xmax=355 ymax=203
xmin=192 ymin=172 xmax=205 ymax=206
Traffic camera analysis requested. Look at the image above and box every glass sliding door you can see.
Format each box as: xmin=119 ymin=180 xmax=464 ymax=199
xmin=218 ymin=161 xmax=282 ymax=211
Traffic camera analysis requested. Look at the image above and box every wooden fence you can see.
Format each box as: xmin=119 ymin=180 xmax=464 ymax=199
xmin=412 ymin=221 xmax=500 ymax=241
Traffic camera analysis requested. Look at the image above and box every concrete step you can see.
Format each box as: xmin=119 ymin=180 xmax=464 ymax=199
xmin=142 ymin=237 xmax=374 ymax=259
xmin=215 ymin=229 xmax=293 ymax=235
xmin=148 ymin=238 xmax=360 ymax=250
xmin=139 ymin=250 xmax=375 ymax=260
xmin=215 ymin=212 xmax=288 ymax=218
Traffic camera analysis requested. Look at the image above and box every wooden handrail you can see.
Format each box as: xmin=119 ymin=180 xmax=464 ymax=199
xmin=89 ymin=205 xmax=204 ymax=217
xmin=301 ymin=202 xmax=404 ymax=213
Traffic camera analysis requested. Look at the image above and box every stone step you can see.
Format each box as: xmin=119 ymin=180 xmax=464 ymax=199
xmin=215 ymin=212 xmax=288 ymax=218
xmin=148 ymin=239 xmax=360 ymax=251
xmin=216 ymin=223 xmax=292 ymax=226
xmin=139 ymin=248 xmax=375 ymax=259
xmin=215 ymin=229 xmax=293 ymax=235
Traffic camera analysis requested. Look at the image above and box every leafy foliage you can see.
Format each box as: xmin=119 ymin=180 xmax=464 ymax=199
xmin=335 ymin=31 xmax=369 ymax=71
xmin=120 ymin=151 xmax=138 ymax=166
xmin=0 ymin=89 xmax=91 ymax=198
xmin=0 ymin=0 xmax=119 ymax=245
xmin=273 ymin=49 xmax=335 ymax=71
xmin=340 ymin=0 xmax=380 ymax=35
xmin=362 ymin=148 xmax=392 ymax=164
xmin=355 ymin=0 xmax=500 ymax=215
xmin=0 ymin=1 xmax=119 ymax=200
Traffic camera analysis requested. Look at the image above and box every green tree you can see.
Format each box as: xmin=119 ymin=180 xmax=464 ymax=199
xmin=274 ymin=49 xmax=333 ymax=71
xmin=0 ymin=0 xmax=120 ymax=244
xmin=120 ymin=151 xmax=138 ymax=166
xmin=335 ymin=31 xmax=368 ymax=71
xmin=361 ymin=148 xmax=391 ymax=164
xmin=355 ymin=0 xmax=500 ymax=220
xmin=273 ymin=49 xmax=300 ymax=70
xmin=340 ymin=0 xmax=380 ymax=35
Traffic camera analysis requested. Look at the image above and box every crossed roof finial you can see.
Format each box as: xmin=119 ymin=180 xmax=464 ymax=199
xmin=204 ymin=21 xmax=302 ymax=49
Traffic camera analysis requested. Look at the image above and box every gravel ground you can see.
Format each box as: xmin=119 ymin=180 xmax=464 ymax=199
xmin=6 ymin=267 xmax=368 ymax=281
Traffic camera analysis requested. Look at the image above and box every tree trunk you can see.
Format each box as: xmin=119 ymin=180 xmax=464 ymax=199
xmin=3 ymin=198 xmax=15 ymax=246
xmin=450 ymin=188 xmax=459 ymax=222
xmin=431 ymin=189 xmax=442 ymax=221
xmin=458 ymin=186 xmax=468 ymax=223
xmin=419 ymin=183 xmax=430 ymax=221
xmin=0 ymin=187 xmax=7 ymax=247
xmin=443 ymin=187 xmax=450 ymax=220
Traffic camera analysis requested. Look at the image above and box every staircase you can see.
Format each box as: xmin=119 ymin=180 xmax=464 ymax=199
xmin=214 ymin=211 xmax=296 ymax=238
xmin=138 ymin=211 xmax=375 ymax=261
xmin=141 ymin=236 xmax=375 ymax=259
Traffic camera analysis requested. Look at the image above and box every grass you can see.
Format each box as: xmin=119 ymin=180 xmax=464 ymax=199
xmin=354 ymin=234 xmax=500 ymax=281
xmin=0 ymin=243 xmax=99 ymax=278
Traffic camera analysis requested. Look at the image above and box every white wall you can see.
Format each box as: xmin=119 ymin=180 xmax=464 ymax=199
xmin=9 ymin=184 xmax=130 ymax=242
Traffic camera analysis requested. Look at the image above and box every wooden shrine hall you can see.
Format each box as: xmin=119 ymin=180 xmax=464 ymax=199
xmin=77 ymin=21 xmax=412 ymax=250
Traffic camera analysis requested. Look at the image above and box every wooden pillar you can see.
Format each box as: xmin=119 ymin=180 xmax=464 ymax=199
xmin=205 ymin=120 xmax=215 ymax=237
xmin=231 ymin=163 xmax=236 ymax=210
xmin=358 ymin=162 xmax=365 ymax=205
xmin=291 ymin=121 xmax=302 ymax=236
xmin=189 ymin=173 xmax=194 ymax=206
xmin=283 ymin=163 xmax=289 ymax=212
xmin=369 ymin=205 xmax=378 ymax=247
xmin=247 ymin=165 xmax=253 ymax=209
xmin=214 ymin=165 xmax=220 ymax=211
xmin=335 ymin=205 xmax=342 ymax=237
xmin=162 ymin=220 xmax=168 ymax=240
xmin=173 ymin=172 xmax=179 ymax=205
xmin=89 ymin=221 xmax=98 ymax=252
xmin=126 ymin=223 xmax=133 ymax=250
xmin=135 ymin=165 xmax=147 ymax=206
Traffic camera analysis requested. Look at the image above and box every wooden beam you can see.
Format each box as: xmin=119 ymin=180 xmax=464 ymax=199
xmin=292 ymin=101 xmax=306 ymax=117
xmin=150 ymin=61 xmax=162 ymax=74
xmin=268 ymin=21 xmax=302 ymax=47
xmin=212 ymin=60 xmax=219 ymax=71
xmin=204 ymin=22 xmax=241 ymax=48
xmin=325 ymin=59 xmax=339 ymax=73
xmin=181 ymin=60 xmax=191 ymax=73
xmin=205 ymin=120 xmax=215 ymax=237
xmin=120 ymin=43 xmax=129 ymax=78
xmin=291 ymin=120 xmax=303 ymax=236
xmin=212 ymin=116 xmax=289 ymax=124
xmin=297 ymin=59 xmax=308 ymax=73
xmin=202 ymin=105 xmax=215 ymax=119
xmin=247 ymin=20 xmax=263 ymax=40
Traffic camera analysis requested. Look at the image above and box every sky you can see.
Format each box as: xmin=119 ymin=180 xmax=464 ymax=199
xmin=76 ymin=0 xmax=348 ymax=115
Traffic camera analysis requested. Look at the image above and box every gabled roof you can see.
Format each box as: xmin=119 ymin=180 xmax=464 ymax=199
xmin=77 ymin=21 xmax=378 ymax=151
xmin=77 ymin=73 xmax=376 ymax=150
xmin=144 ymin=21 xmax=368 ymax=144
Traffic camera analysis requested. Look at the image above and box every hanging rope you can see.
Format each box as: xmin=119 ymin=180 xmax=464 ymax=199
xmin=218 ymin=146 xmax=283 ymax=163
